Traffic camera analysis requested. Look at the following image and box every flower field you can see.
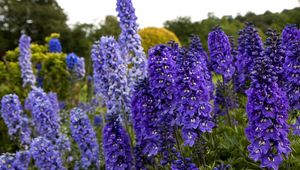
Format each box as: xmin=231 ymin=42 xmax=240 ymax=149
xmin=0 ymin=0 xmax=300 ymax=170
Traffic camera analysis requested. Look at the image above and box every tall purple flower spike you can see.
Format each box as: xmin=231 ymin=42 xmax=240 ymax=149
xmin=18 ymin=34 xmax=36 ymax=87
xmin=1 ymin=94 xmax=31 ymax=145
xmin=49 ymin=38 xmax=62 ymax=53
xmin=116 ymin=0 xmax=147 ymax=91
xmin=208 ymin=27 xmax=235 ymax=82
xmin=70 ymin=107 xmax=100 ymax=169
xmin=0 ymin=150 xmax=31 ymax=170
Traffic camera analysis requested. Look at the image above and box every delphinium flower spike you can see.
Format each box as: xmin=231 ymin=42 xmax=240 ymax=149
xmin=0 ymin=151 xmax=31 ymax=170
xmin=189 ymin=35 xmax=214 ymax=100
xmin=148 ymin=42 xmax=178 ymax=164
xmin=116 ymin=0 xmax=147 ymax=90
xmin=27 ymin=87 xmax=60 ymax=141
xmin=245 ymin=34 xmax=291 ymax=169
xmin=282 ymin=25 xmax=299 ymax=111
xmin=48 ymin=92 xmax=60 ymax=117
xmin=66 ymin=53 xmax=86 ymax=79
xmin=208 ymin=26 xmax=235 ymax=82
xmin=70 ymin=107 xmax=100 ymax=169
xmin=264 ymin=29 xmax=285 ymax=87
xmin=1 ymin=94 xmax=31 ymax=145
xmin=175 ymin=47 xmax=214 ymax=146
xmin=131 ymin=78 xmax=160 ymax=169
xmin=18 ymin=34 xmax=36 ymax=87
xmin=49 ymin=37 xmax=62 ymax=53
xmin=30 ymin=136 xmax=66 ymax=170
xmin=98 ymin=36 xmax=133 ymax=169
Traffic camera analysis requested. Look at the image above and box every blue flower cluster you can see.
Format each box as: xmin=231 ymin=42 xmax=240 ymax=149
xmin=282 ymin=25 xmax=299 ymax=111
xmin=30 ymin=137 xmax=66 ymax=170
xmin=116 ymin=0 xmax=147 ymax=90
xmin=175 ymin=47 xmax=214 ymax=146
xmin=131 ymin=78 xmax=160 ymax=169
xmin=18 ymin=34 xmax=36 ymax=87
xmin=171 ymin=157 xmax=199 ymax=170
xmin=245 ymin=31 xmax=291 ymax=169
xmin=265 ymin=29 xmax=285 ymax=87
xmin=103 ymin=116 xmax=132 ymax=170
xmin=48 ymin=92 xmax=60 ymax=117
xmin=70 ymin=107 xmax=100 ymax=169
xmin=208 ymin=27 xmax=235 ymax=82
xmin=66 ymin=53 xmax=86 ymax=79
xmin=1 ymin=94 xmax=31 ymax=145
xmin=27 ymin=88 xmax=60 ymax=141
xmin=48 ymin=38 xmax=62 ymax=53
xmin=0 ymin=151 xmax=31 ymax=170
xmin=189 ymin=35 xmax=214 ymax=100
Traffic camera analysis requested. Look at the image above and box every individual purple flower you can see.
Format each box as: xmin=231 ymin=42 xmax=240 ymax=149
xmin=49 ymin=38 xmax=62 ymax=53
xmin=213 ymin=163 xmax=231 ymax=170
xmin=116 ymin=0 xmax=147 ymax=90
xmin=282 ymin=26 xmax=300 ymax=111
xmin=189 ymin=35 xmax=214 ymax=100
xmin=18 ymin=34 xmax=36 ymax=87
xmin=103 ymin=115 xmax=132 ymax=170
xmin=93 ymin=114 xmax=103 ymax=127
xmin=70 ymin=107 xmax=100 ymax=169
xmin=264 ymin=29 xmax=285 ymax=87
xmin=293 ymin=117 xmax=300 ymax=136
xmin=131 ymin=78 xmax=160 ymax=169
xmin=0 ymin=151 xmax=31 ymax=170
xmin=30 ymin=136 xmax=66 ymax=170
xmin=27 ymin=87 xmax=60 ymax=141
xmin=148 ymin=42 xmax=178 ymax=164
xmin=1 ymin=94 xmax=31 ymax=145
xmin=66 ymin=53 xmax=85 ymax=79
xmin=208 ymin=27 xmax=235 ymax=82
xmin=175 ymin=47 xmax=214 ymax=146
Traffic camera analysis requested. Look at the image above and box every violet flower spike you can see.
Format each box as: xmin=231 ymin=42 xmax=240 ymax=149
xmin=48 ymin=38 xmax=62 ymax=53
xmin=18 ymin=34 xmax=36 ymax=87
xmin=0 ymin=151 xmax=31 ymax=170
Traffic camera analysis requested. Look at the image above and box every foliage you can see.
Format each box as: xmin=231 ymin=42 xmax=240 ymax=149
xmin=139 ymin=27 xmax=181 ymax=53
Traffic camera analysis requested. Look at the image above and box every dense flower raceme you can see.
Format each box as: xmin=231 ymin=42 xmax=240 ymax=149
xmin=189 ymin=35 xmax=214 ymax=100
xmin=48 ymin=38 xmax=62 ymax=53
xmin=18 ymin=34 xmax=36 ymax=87
xmin=175 ymin=47 xmax=214 ymax=146
xmin=264 ymin=29 xmax=286 ymax=86
xmin=1 ymin=94 xmax=31 ymax=145
xmin=30 ymin=136 xmax=66 ymax=170
xmin=66 ymin=53 xmax=86 ymax=79
xmin=245 ymin=84 xmax=291 ymax=170
xmin=281 ymin=24 xmax=298 ymax=48
xmin=27 ymin=87 xmax=60 ymax=141
xmin=0 ymin=151 xmax=31 ymax=170
xmin=131 ymin=78 xmax=160 ymax=169
xmin=283 ymin=26 xmax=300 ymax=111
xmin=148 ymin=42 xmax=178 ymax=164
xmin=208 ymin=27 xmax=235 ymax=82
xmin=70 ymin=107 xmax=100 ymax=169
xmin=103 ymin=115 xmax=132 ymax=170
xmin=116 ymin=0 xmax=147 ymax=89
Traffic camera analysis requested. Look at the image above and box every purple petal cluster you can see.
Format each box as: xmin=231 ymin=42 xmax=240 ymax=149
xmin=189 ymin=35 xmax=214 ymax=100
xmin=175 ymin=47 xmax=214 ymax=146
xmin=103 ymin=115 xmax=132 ymax=170
xmin=282 ymin=25 xmax=300 ymax=111
xmin=27 ymin=87 xmax=60 ymax=141
xmin=1 ymin=94 xmax=31 ymax=145
xmin=131 ymin=78 xmax=160 ymax=169
xmin=234 ymin=23 xmax=264 ymax=92
xmin=66 ymin=53 xmax=86 ymax=79
xmin=245 ymin=83 xmax=290 ymax=170
xmin=70 ymin=107 xmax=100 ymax=169
xmin=116 ymin=0 xmax=147 ymax=89
xmin=208 ymin=27 xmax=235 ymax=82
xmin=30 ymin=136 xmax=66 ymax=170
xmin=48 ymin=92 xmax=60 ymax=116
xmin=264 ymin=29 xmax=285 ymax=87
xmin=282 ymin=24 xmax=298 ymax=48
xmin=48 ymin=38 xmax=62 ymax=53
xmin=171 ymin=156 xmax=199 ymax=170
xmin=0 ymin=151 xmax=31 ymax=170
xmin=293 ymin=117 xmax=300 ymax=136
xmin=18 ymin=34 xmax=36 ymax=87
xmin=148 ymin=42 xmax=178 ymax=164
